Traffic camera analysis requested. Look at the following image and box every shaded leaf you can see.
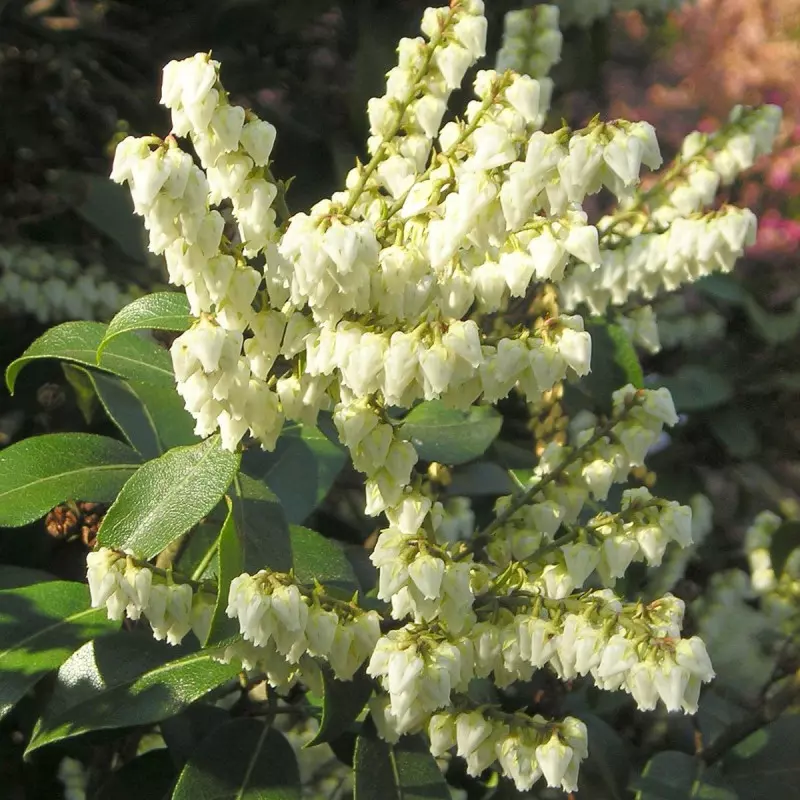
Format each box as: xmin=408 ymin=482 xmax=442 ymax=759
xmin=401 ymin=401 xmax=502 ymax=465
xmin=206 ymin=500 xmax=242 ymax=647
xmin=655 ymin=366 xmax=733 ymax=413
xmin=770 ymin=521 xmax=800 ymax=577
xmin=100 ymin=292 xmax=192 ymax=356
xmin=172 ymin=718 xmax=301 ymax=800
xmin=291 ymin=526 xmax=359 ymax=593
xmin=707 ymin=407 xmax=760 ymax=459
xmin=307 ymin=665 xmax=373 ymax=746
xmin=94 ymin=749 xmax=176 ymax=800
xmin=27 ymin=632 xmax=239 ymax=752
xmin=97 ymin=435 xmax=240 ymax=559
xmin=0 ymin=566 xmax=56 ymax=590
xmin=0 ymin=581 xmax=116 ymax=719
xmin=724 ymin=714 xmax=800 ymax=798
xmin=0 ymin=434 xmax=142 ymax=527
xmin=159 ymin=703 xmax=230 ymax=767
xmin=695 ymin=274 xmax=749 ymax=305
xmin=241 ymin=423 xmax=347 ymax=524
xmin=633 ymin=751 xmax=736 ymax=799
xmin=67 ymin=172 xmax=148 ymax=262
xmin=576 ymin=712 xmax=630 ymax=800
xmin=354 ymin=721 xmax=450 ymax=800
xmin=576 ymin=321 xmax=644 ymax=412
xmin=231 ymin=475 xmax=292 ymax=573
xmin=448 ymin=462 xmax=515 ymax=497
xmin=744 ymin=297 xmax=800 ymax=345
xmin=89 ymin=371 xmax=197 ymax=459
xmin=62 ymin=363 xmax=98 ymax=424
xmin=6 ymin=322 xmax=174 ymax=393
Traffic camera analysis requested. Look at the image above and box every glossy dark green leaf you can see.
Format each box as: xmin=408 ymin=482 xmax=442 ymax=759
xmin=291 ymin=526 xmax=359 ymax=593
xmin=206 ymin=500 xmax=242 ymax=646
xmin=97 ymin=435 xmax=240 ymax=559
xmin=241 ymin=423 xmax=347 ymax=524
xmin=0 ymin=580 xmax=117 ymax=719
xmin=401 ymin=401 xmax=502 ymax=465
xmin=770 ymin=521 xmax=800 ymax=577
xmin=307 ymin=665 xmax=373 ymax=746
xmin=724 ymin=714 xmax=800 ymax=798
xmin=89 ymin=371 xmax=198 ymax=459
xmin=0 ymin=434 xmax=142 ymax=527
xmin=231 ymin=475 xmax=293 ymax=573
xmin=27 ymin=631 xmax=239 ymax=752
xmin=94 ymin=749 xmax=176 ymax=800
xmin=100 ymin=292 xmax=192 ymax=356
xmin=172 ymin=718 xmax=301 ymax=800
xmin=6 ymin=322 xmax=174 ymax=393
xmin=655 ymin=366 xmax=733 ymax=413
xmin=354 ymin=722 xmax=450 ymax=800
xmin=633 ymin=751 xmax=736 ymax=799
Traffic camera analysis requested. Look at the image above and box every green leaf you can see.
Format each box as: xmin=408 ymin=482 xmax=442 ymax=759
xmin=707 ymin=407 xmax=760 ymax=459
xmin=232 ymin=475 xmax=293 ymax=573
xmin=695 ymin=274 xmax=749 ymax=305
xmin=307 ymin=665 xmax=373 ymax=746
xmin=0 ymin=433 xmax=142 ymax=527
xmin=62 ymin=363 xmax=98 ymax=424
xmin=354 ymin=722 xmax=450 ymax=800
xmin=291 ymin=525 xmax=359 ymax=593
xmin=577 ymin=321 xmax=644 ymax=411
xmin=724 ymin=714 xmax=800 ymax=798
xmin=770 ymin=521 xmax=800 ymax=577
xmin=27 ymin=631 xmax=239 ymax=752
xmin=172 ymin=718 xmax=301 ymax=800
xmin=206 ymin=500 xmax=242 ymax=646
xmin=97 ymin=435 xmax=240 ymax=559
xmin=401 ymin=401 xmax=502 ymax=465
xmin=0 ymin=580 xmax=117 ymax=719
xmin=100 ymin=292 xmax=192 ymax=356
xmin=94 ymin=750 xmax=177 ymax=800
xmin=0 ymin=566 xmax=56 ymax=590
xmin=696 ymin=689 xmax=748 ymax=751
xmin=6 ymin=322 xmax=174 ymax=393
xmin=241 ymin=423 xmax=347 ymax=524
xmin=89 ymin=371 xmax=198 ymax=459
xmin=744 ymin=297 xmax=800 ymax=345
xmin=575 ymin=712 xmax=630 ymax=800
xmin=448 ymin=462 xmax=515 ymax=496
xmin=655 ymin=366 xmax=734 ymax=413
xmin=633 ymin=751 xmax=736 ymax=799
xmin=66 ymin=171 xmax=149 ymax=262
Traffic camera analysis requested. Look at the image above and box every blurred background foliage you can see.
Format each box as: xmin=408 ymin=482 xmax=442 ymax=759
xmin=1 ymin=0 xmax=799 ymax=797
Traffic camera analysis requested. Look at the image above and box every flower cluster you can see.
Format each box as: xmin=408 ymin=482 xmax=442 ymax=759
xmin=0 ymin=243 xmax=140 ymax=323
xmin=496 ymin=5 xmax=562 ymax=79
xmin=225 ymin=569 xmax=381 ymax=684
xmin=97 ymin=0 xmax=780 ymax=790
xmin=429 ymin=709 xmax=588 ymax=792
xmin=86 ymin=549 xmax=212 ymax=645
